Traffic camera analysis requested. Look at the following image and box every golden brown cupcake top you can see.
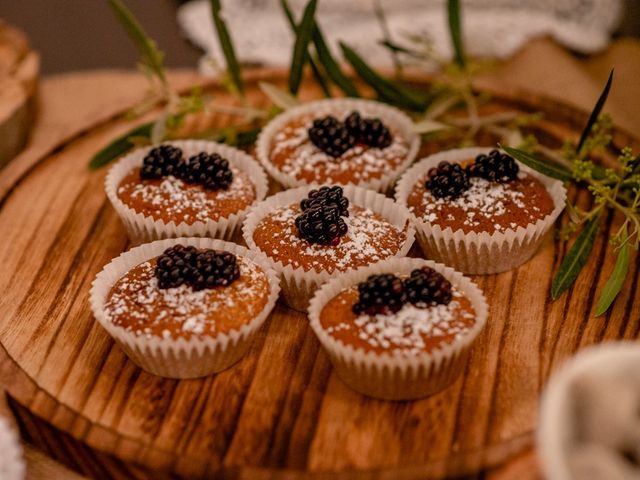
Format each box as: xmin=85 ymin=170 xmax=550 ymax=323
xmin=252 ymin=203 xmax=407 ymax=273
xmin=117 ymin=166 xmax=256 ymax=225
xmin=319 ymin=285 xmax=476 ymax=356
xmin=407 ymin=166 xmax=554 ymax=234
xmin=104 ymin=255 xmax=270 ymax=341
xmin=269 ymin=112 xmax=410 ymax=184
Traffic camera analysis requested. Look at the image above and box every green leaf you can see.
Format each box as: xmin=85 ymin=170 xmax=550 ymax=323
xmin=339 ymin=42 xmax=428 ymax=111
xmin=213 ymin=127 xmax=261 ymax=146
xmin=595 ymin=233 xmax=630 ymax=316
xmin=259 ymin=82 xmax=301 ymax=110
xmin=312 ymin=25 xmax=358 ymax=97
xmin=447 ymin=0 xmax=465 ymax=69
xmin=107 ymin=0 xmax=166 ymax=84
xmin=503 ymin=146 xmax=573 ymax=181
xmin=89 ymin=122 xmax=153 ymax=170
xmin=288 ymin=0 xmax=318 ymax=94
xmin=210 ymin=0 xmax=244 ymax=95
xmin=577 ymin=69 xmax=613 ymax=153
xmin=551 ymin=214 xmax=601 ymax=299
xmin=235 ymin=127 xmax=261 ymax=146
xmin=280 ymin=0 xmax=331 ymax=97
xmin=379 ymin=40 xmax=423 ymax=60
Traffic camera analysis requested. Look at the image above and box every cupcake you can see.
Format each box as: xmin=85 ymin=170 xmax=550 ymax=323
xmin=106 ymin=140 xmax=268 ymax=244
xmin=243 ymin=185 xmax=415 ymax=311
xmin=396 ymin=147 xmax=566 ymax=274
xmin=308 ymin=257 xmax=488 ymax=400
xmin=0 ymin=416 xmax=24 ymax=480
xmin=255 ymin=98 xmax=420 ymax=192
xmin=90 ymin=237 xmax=280 ymax=378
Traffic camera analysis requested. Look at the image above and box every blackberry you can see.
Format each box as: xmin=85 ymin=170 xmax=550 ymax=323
xmin=300 ymin=186 xmax=349 ymax=217
xmin=155 ymin=245 xmax=240 ymax=290
xmin=140 ymin=145 xmax=184 ymax=180
xmin=190 ymin=250 xmax=240 ymax=290
xmin=295 ymin=204 xmax=348 ymax=246
xmin=345 ymin=111 xmax=392 ymax=149
xmin=425 ymin=161 xmax=470 ymax=199
xmin=155 ymin=245 xmax=198 ymax=289
xmin=404 ymin=267 xmax=452 ymax=306
xmin=183 ymin=152 xmax=233 ymax=190
xmin=308 ymin=115 xmax=355 ymax=158
xmin=352 ymin=273 xmax=407 ymax=315
xmin=467 ymin=150 xmax=519 ymax=183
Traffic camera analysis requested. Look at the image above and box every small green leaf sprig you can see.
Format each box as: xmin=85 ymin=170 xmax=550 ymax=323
xmin=274 ymin=0 xmax=538 ymax=150
xmin=506 ymin=70 xmax=640 ymax=315
xmin=90 ymin=0 xmax=265 ymax=169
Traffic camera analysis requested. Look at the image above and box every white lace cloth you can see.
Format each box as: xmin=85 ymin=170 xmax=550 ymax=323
xmin=178 ymin=0 xmax=622 ymax=72
xmin=0 ymin=416 xmax=25 ymax=480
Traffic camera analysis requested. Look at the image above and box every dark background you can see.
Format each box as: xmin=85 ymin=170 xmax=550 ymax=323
xmin=2 ymin=0 xmax=640 ymax=74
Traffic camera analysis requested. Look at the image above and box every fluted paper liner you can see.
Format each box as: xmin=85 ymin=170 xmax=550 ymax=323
xmin=395 ymin=147 xmax=567 ymax=274
xmin=308 ymin=257 xmax=488 ymax=400
xmin=105 ymin=140 xmax=269 ymax=244
xmin=242 ymin=185 xmax=416 ymax=311
xmin=90 ymin=237 xmax=281 ymax=379
xmin=255 ymin=98 xmax=420 ymax=192
xmin=0 ymin=417 xmax=25 ymax=480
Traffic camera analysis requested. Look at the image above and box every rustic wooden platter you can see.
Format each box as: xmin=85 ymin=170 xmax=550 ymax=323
xmin=0 ymin=69 xmax=638 ymax=480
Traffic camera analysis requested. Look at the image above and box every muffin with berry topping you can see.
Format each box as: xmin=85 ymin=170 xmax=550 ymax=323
xmin=396 ymin=148 xmax=566 ymax=274
xmin=308 ymin=257 xmax=488 ymax=400
xmin=105 ymin=140 xmax=268 ymax=244
xmin=243 ymin=185 xmax=415 ymax=311
xmin=255 ymin=99 xmax=420 ymax=192
xmin=90 ymin=237 xmax=280 ymax=378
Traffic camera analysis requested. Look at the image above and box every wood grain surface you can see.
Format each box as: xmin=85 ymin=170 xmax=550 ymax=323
xmin=0 ymin=69 xmax=638 ymax=480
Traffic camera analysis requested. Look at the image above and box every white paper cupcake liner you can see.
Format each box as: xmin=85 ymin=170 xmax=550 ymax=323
xmin=89 ymin=237 xmax=281 ymax=379
xmin=242 ymin=185 xmax=416 ymax=312
xmin=538 ymin=343 xmax=640 ymax=480
xmin=395 ymin=147 xmax=567 ymax=274
xmin=308 ymin=257 xmax=488 ymax=400
xmin=105 ymin=140 xmax=269 ymax=245
xmin=0 ymin=417 xmax=25 ymax=480
xmin=255 ymin=98 xmax=420 ymax=192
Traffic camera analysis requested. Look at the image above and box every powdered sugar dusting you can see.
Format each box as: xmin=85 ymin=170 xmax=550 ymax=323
xmin=104 ymin=256 xmax=270 ymax=340
xmin=270 ymin=112 xmax=409 ymax=183
xmin=117 ymin=166 xmax=255 ymax=223
xmin=410 ymin=173 xmax=553 ymax=233
xmin=253 ymin=204 xmax=406 ymax=273
xmin=325 ymin=288 xmax=475 ymax=357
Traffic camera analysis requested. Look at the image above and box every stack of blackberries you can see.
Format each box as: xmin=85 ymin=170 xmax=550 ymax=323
xmin=425 ymin=150 xmax=520 ymax=199
xmin=425 ymin=162 xmax=470 ymax=199
xmin=155 ymin=245 xmax=240 ymax=290
xmin=295 ymin=186 xmax=349 ymax=246
xmin=308 ymin=116 xmax=355 ymax=158
xmin=140 ymin=145 xmax=234 ymax=191
xmin=308 ymin=110 xmax=393 ymax=157
xmin=344 ymin=111 xmax=392 ymax=149
xmin=466 ymin=150 xmax=519 ymax=183
xmin=352 ymin=267 xmax=452 ymax=315
xmin=140 ymin=145 xmax=184 ymax=179
xmin=352 ymin=274 xmax=406 ymax=315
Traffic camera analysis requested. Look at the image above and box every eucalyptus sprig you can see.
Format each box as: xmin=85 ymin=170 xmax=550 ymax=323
xmin=506 ymin=70 xmax=639 ymax=315
xmin=90 ymin=0 xmax=263 ymax=169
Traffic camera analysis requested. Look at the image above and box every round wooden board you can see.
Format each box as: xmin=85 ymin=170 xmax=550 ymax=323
xmin=1 ymin=70 xmax=639 ymax=479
